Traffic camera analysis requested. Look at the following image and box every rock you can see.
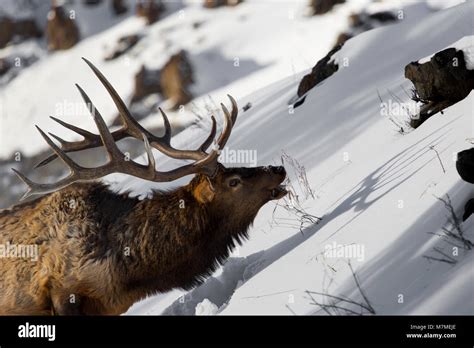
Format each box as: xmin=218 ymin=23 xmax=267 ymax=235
xmin=131 ymin=65 xmax=162 ymax=103
xmin=457 ymin=147 xmax=474 ymax=221
xmin=334 ymin=32 xmax=352 ymax=47
xmin=456 ymin=148 xmax=474 ymax=184
xmin=46 ymin=5 xmax=80 ymax=50
xmin=0 ymin=17 xmax=14 ymax=48
xmin=136 ymin=0 xmax=165 ymax=25
xmin=369 ymin=11 xmax=398 ymax=23
xmin=310 ymin=0 xmax=345 ymax=15
xmin=12 ymin=18 xmax=42 ymax=40
xmin=0 ymin=58 xmax=10 ymax=76
xmin=104 ymin=34 xmax=140 ymax=61
xmin=405 ymin=47 xmax=474 ymax=127
xmin=83 ymin=0 xmax=102 ymax=5
xmin=0 ymin=54 xmax=39 ymax=84
xmin=334 ymin=10 xmax=398 ymax=48
xmin=297 ymin=44 xmax=342 ymax=97
xmin=112 ymin=0 xmax=128 ymax=15
xmin=160 ymin=50 xmax=194 ymax=109
xmin=0 ymin=16 xmax=41 ymax=49
xmin=204 ymin=0 xmax=242 ymax=8
xmin=463 ymin=198 xmax=474 ymax=221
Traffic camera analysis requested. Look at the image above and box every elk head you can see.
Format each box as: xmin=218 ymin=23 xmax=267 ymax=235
xmin=13 ymin=58 xmax=288 ymax=212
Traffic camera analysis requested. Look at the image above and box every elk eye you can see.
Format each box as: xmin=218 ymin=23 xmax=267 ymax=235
xmin=228 ymin=178 xmax=241 ymax=187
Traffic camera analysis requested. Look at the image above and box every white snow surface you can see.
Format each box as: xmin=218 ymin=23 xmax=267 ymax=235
xmin=0 ymin=0 xmax=473 ymax=315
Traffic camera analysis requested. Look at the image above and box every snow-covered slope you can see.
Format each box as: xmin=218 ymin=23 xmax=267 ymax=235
xmin=1 ymin=0 xmax=472 ymax=315
xmin=125 ymin=1 xmax=474 ymax=315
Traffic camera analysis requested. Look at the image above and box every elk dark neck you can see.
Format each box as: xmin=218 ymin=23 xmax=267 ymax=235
xmin=114 ymin=183 xmax=254 ymax=300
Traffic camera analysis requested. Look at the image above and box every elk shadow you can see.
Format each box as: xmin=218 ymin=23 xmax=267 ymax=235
xmin=161 ymin=115 xmax=462 ymax=314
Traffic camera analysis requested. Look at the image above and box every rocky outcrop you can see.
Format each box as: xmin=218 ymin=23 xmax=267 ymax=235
xmin=46 ymin=5 xmax=80 ymax=50
xmin=456 ymin=147 xmax=474 ymax=221
xmin=310 ymin=0 xmax=345 ymax=15
xmin=136 ymin=0 xmax=165 ymax=25
xmin=160 ymin=50 xmax=194 ymax=109
xmin=405 ymin=48 xmax=474 ymax=128
xmin=0 ymin=16 xmax=42 ymax=48
xmin=112 ymin=0 xmax=128 ymax=15
xmin=104 ymin=34 xmax=141 ymax=61
xmin=83 ymin=0 xmax=102 ymax=5
xmin=0 ymin=54 xmax=38 ymax=84
xmin=0 ymin=58 xmax=10 ymax=76
xmin=203 ymin=0 xmax=242 ymax=8
xmin=297 ymin=44 xmax=342 ymax=97
xmin=128 ymin=51 xmax=194 ymax=110
xmin=457 ymin=148 xmax=474 ymax=184
xmin=131 ymin=65 xmax=162 ymax=103
xmin=334 ymin=10 xmax=398 ymax=47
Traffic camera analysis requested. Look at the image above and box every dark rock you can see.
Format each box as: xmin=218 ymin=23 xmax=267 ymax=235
xmin=131 ymin=65 xmax=162 ymax=103
xmin=463 ymin=198 xmax=474 ymax=221
xmin=83 ymin=0 xmax=102 ymax=5
xmin=334 ymin=10 xmax=398 ymax=48
xmin=46 ymin=5 xmax=80 ymax=50
xmin=243 ymin=102 xmax=252 ymax=111
xmin=204 ymin=0 xmax=243 ymax=8
xmin=456 ymin=148 xmax=474 ymax=184
xmin=0 ymin=58 xmax=10 ymax=76
xmin=334 ymin=32 xmax=352 ymax=47
xmin=136 ymin=0 xmax=165 ymax=25
xmin=0 ymin=54 xmax=38 ymax=84
xmin=297 ymin=44 xmax=342 ymax=97
xmin=104 ymin=34 xmax=140 ymax=61
xmin=406 ymin=48 xmax=474 ymax=102
xmin=0 ymin=16 xmax=41 ymax=49
xmin=310 ymin=0 xmax=345 ymax=15
xmin=12 ymin=18 xmax=42 ymax=40
xmin=112 ymin=0 xmax=128 ymax=15
xmin=405 ymin=47 xmax=474 ymax=127
xmin=160 ymin=50 xmax=194 ymax=109
xmin=0 ymin=17 xmax=14 ymax=48
xmin=369 ymin=11 xmax=397 ymax=23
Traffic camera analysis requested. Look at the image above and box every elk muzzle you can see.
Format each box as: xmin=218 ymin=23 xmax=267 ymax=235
xmin=266 ymin=166 xmax=288 ymax=200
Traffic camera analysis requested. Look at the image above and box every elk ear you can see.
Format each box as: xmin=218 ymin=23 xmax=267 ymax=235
xmin=193 ymin=176 xmax=215 ymax=204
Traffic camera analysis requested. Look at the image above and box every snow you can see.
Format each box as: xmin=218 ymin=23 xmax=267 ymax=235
xmin=1 ymin=0 xmax=473 ymax=316
xmin=195 ymin=299 xmax=219 ymax=315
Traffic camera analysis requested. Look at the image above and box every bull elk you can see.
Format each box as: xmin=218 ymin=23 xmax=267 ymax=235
xmin=0 ymin=58 xmax=287 ymax=315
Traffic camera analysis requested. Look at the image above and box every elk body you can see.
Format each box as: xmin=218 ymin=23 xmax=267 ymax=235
xmin=0 ymin=59 xmax=287 ymax=315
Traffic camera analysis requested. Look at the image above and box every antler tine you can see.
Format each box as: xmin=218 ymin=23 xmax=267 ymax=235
xmin=158 ymin=107 xmax=172 ymax=144
xmin=142 ymin=133 xmax=156 ymax=173
xmin=50 ymin=116 xmax=96 ymax=139
xmin=81 ymin=57 xmax=144 ymax=134
xmin=227 ymin=94 xmax=238 ymax=125
xmin=199 ymin=95 xmax=237 ymax=152
xmin=81 ymin=57 xmax=209 ymax=161
xmin=216 ymin=100 xmax=236 ymax=150
xmin=36 ymin=126 xmax=82 ymax=172
xmin=15 ymin=59 xmax=242 ymax=199
xmin=75 ymin=83 xmax=123 ymax=161
xmin=199 ymin=115 xmax=217 ymax=152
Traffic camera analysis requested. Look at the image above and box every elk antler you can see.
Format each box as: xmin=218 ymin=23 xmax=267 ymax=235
xmin=13 ymin=58 xmax=239 ymax=200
